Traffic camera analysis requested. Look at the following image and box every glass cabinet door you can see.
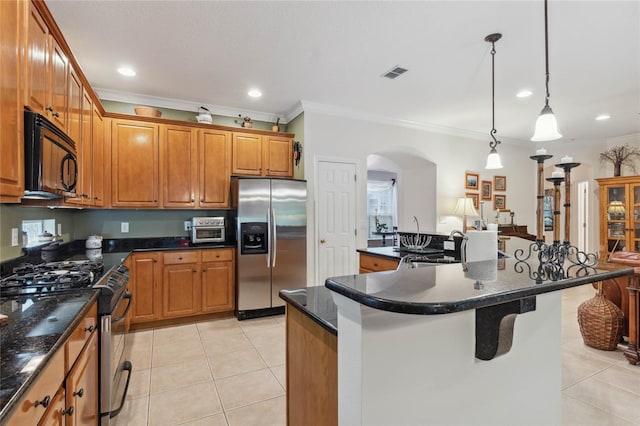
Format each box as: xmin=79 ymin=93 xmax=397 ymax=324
xmin=606 ymin=186 xmax=627 ymax=253
xmin=633 ymin=183 xmax=640 ymax=252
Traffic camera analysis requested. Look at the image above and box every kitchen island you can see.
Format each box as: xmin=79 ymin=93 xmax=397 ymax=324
xmin=282 ymin=258 xmax=633 ymax=426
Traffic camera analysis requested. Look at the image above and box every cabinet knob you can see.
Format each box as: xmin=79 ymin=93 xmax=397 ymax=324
xmin=84 ymin=325 xmax=95 ymax=333
xmin=179 ymin=257 xmax=182 ymax=260
xmin=73 ymin=388 xmax=84 ymax=398
xmin=53 ymin=112 xmax=60 ymax=118
xmin=192 ymin=269 xmax=197 ymax=272
xmin=46 ymin=106 xmax=54 ymax=112
xmin=203 ymin=268 xmax=207 ymax=272
xmin=153 ymin=259 xmax=158 ymax=263
xmin=373 ymin=263 xmax=379 ymax=267
xmin=200 ymin=199 xmax=204 ymax=202
xmin=35 ymin=395 xmax=51 ymax=408
xmin=154 ymin=199 xmax=158 ymax=203
xmin=191 ymin=198 xmax=195 ymax=202
xmin=63 ymin=406 xmax=74 ymax=416
xmin=216 ymin=255 xmax=220 ymax=258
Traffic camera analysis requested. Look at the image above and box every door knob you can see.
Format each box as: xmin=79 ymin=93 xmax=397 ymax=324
xmin=320 ymin=239 xmax=326 ymax=244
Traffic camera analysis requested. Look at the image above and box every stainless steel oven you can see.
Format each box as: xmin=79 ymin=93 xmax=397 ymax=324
xmin=191 ymin=217 xmax=226 ymax=244
xmin=94 ymin=265 xmax=132 ymax=426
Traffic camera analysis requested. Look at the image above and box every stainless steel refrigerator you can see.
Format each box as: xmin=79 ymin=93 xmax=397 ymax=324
xmin=232 ymin=177 xmax=307 ymax=320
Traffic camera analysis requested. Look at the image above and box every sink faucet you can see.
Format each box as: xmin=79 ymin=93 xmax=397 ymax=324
xmin=448 ymin=230 xmax=465 ymax=240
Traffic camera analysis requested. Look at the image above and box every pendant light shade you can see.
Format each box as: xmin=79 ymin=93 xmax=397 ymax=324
xmin=531 ymin=0 xmax=562 ymax=141
xmin=484 ymin=33 xmax=503 ymax=170
xmin=531 ymin=105 xmax=562 ymax=141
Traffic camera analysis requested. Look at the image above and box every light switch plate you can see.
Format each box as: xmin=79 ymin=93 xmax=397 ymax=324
xmin=11 ymin=228 xmax=19 ymax=247
xmin=57 ymin=224 xmax=62 ymax=236
xmin=443 ymin=240 xmax=455 ymax=251
xmin=121 ymin=222 xmax=129 ymax=233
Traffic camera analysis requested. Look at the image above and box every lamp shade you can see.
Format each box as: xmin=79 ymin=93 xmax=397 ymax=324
xmin=607 ymin=201 xmax=626 ymax=215
xmin=531 ymin=105 xmax=562 ymax=141
xmin=485 ymin=147 xmax=503 ymax=170
xmin=453 ymin=198 xmax=480 ymax=217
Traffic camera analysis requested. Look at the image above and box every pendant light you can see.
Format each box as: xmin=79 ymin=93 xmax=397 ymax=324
xmin=531 ymin=0 xmax=562 ymax=141
xmin=485 ymin=33 xmax=503 ymax=170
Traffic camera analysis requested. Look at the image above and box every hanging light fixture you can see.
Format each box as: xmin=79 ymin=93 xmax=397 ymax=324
xmin=531 ymin=0 xmax=562 ymax=141
xmin=484 ymin=33 xmax=503 ymax=170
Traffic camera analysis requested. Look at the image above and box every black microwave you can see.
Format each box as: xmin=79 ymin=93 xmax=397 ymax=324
xmin=23 ymin=111 xmax=77 ymax=199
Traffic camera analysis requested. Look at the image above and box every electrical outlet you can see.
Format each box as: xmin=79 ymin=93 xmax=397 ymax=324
xmin=121 ymin=222 xmax=129 ymax=233
xmin=184 ymin=221 xmax=192 ymax=231
xmin=11 ymin=228 xmax=19 ymax=247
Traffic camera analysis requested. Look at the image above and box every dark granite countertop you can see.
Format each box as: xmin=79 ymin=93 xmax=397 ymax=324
xmin=0 ymin=290 xmax=99 ymax=421
xmin=279 ymin=286 xmax=337 ymax=335
xmin=326 ymin=258 xmax=634 ymax=315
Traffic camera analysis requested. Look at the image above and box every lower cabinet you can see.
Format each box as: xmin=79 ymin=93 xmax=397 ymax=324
xmin=358 ymin=252 xmax=399 ymax=273
xmin=129 ymin=248 xmax=235 ymax=325
xmin=8 ymin=303 xmax=98 ymax=426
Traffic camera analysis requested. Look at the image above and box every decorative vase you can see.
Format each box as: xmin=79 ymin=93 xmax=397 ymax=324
xmin=614 ymin=163 xmax=622 ymax=177
xmin=577 ymin=288 xmax=623 ymax=350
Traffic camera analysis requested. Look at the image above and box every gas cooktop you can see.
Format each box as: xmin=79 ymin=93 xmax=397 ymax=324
xmin=0 ymin=260 xmax=104 ymax=297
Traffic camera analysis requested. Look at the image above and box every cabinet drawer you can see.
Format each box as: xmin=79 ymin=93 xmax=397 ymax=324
xmin=163 ymin=251 xmax=199 ymax=265
xmin=201 ymin=248 xmax=234 ymax=263
xmin=65 ymin=302 xmax=97 ymax=371
xmin=359 ymin=254 xmax=399 ymax=272
xmin=7 ymin=348 xmax=64 ymax=425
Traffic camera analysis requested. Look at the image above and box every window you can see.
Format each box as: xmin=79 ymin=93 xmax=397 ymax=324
xmin=22 ymin=219 xmax=56 ymax=245
xmin=367 ymin=179 xmax=397 ymax=239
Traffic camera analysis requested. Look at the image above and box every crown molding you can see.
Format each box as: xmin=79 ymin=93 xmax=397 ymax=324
xmin=283 ymin=101 xmax=304 ymax=123
xmin=94 ymin=88 xmax=286 ymax=124
xmin=607 ymin=132 xmax=640 ymax=146
xmin=298 ymin=100 xmax=526 ymax=145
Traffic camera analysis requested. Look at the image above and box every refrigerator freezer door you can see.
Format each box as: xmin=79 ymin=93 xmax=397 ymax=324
xmin=237 ymin=178 xmax=272 ymax=311
xmin=271 ymin=179 xmax=307 ymax=306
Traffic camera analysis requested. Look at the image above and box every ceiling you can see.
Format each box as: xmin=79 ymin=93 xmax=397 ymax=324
xmin=47 ymin=0 xmax=639 ymax=145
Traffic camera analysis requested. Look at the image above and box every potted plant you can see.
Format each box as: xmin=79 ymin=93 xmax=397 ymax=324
xmin=599 ymin=144 xmax=640 ymax=176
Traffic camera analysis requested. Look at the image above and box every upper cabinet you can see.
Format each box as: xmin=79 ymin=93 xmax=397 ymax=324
xmin=26 ymin=2 xmax=68 ymax=132
xmin=0 ymin=0 xmax=24 ymax=202
xmin=160 ymin=124 xmax=198 ymax=208
xmin=597 ymin=176 xmax=640 ymax=259
xmin=232 ymin=133 xmax=293 ymax=178
xmin=111 ymin=119 xmax=159 ymax=208
xmin=199 ymin=129 xmax=231 ymax=208
xmin=91 ymin=105 xmax=105 ymax=207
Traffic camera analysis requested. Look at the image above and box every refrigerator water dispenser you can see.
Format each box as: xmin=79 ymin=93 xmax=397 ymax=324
xmin=240 ymin=222 xmax=268 ymax=254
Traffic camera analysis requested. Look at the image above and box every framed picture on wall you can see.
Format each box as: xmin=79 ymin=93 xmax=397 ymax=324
xmin=466 ymin=192 xmax=479 ymax=209
xmin=481 ymin=180 xmax=492 ymax=200
xmin=465 ymin=172 xmax=479 ymax=190
xmin=494 ymin=194 xmax=506 ymax=210
xmin=494 ymin=175 xmax=506 ymax=191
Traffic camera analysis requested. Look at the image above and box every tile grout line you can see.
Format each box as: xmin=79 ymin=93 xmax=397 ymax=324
xmin=195 ymin=322 xmax=230 ymax=425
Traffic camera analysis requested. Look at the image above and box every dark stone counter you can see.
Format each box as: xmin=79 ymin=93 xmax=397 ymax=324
xmin=326 ymin=258 xmax=634 ymax=315
xmin=0 ymin=290 xmax=98 ymax=421
xmin=279 ymin=286 xmax=337 ymax=335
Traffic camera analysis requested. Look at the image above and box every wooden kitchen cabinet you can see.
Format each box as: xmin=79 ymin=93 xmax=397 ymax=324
xmin=0 ymin=0 xmax=24 ymax=202
xmin=160 ymin=124 xmax=198 ymax=208
xmin=232 ymin=132 xmax=294 ymax=177
xmin=111 ymin=119 xmax=159 ymax=207
xmin=65 ymin=87 xmax=92 ymax=206
xmin=232 ymin=132 xmax=263 ymax=175
xmin=65 ymin=331 xmax=99 ymax=426
xmin=596 ymin=176 xmax=640 ymax=259
xmin=201 ymin=248 xmax=235 ymax=312
xmin=37 ymin=386 xmax=66 ymax=426
xmin=263 ymin=135 xmax=293 ymax=177
xmin=128 ymin=252 xmax=162 ymax=324
xmin=91 ymin=105 xmax=105 ymax=206
xmin=199 ymin=129 xmax=231 ymax=208
xmin=162 ymin=251 xmax=201 ymax=318
xmin=358 ymin=252 xmax=399 ymax=273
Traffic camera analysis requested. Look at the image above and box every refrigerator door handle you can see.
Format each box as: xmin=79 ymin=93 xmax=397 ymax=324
xmin=272 ymin=207 xmax=277 ymax=268
xmin=266 ymin=208 xmax=271 ymax=268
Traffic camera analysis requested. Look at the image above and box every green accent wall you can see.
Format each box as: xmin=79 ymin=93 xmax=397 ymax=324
xmin=101 ymin=100 xmax=287 ymax=132
xmin=287 ymin=112 xmax=304 ymax=180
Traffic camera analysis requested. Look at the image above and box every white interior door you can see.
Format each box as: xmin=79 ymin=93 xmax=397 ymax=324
xmin=317 ymin=160 xmax=357 ymax=285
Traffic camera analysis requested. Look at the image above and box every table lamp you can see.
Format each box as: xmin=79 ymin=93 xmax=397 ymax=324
xmin=453 ymin=197 xmax=480 ymax=233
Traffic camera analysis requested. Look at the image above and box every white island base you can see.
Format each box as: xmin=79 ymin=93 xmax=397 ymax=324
xmin=331 ymin=291 xmax=562 ymax=426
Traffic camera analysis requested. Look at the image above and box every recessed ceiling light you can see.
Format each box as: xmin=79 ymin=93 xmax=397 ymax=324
xmin=516 ymin=90 xmax=533 ymax=98
xmin=117 ymin=67 xmax=136 ymax=77
xmin=595 ymin=114 xmax=610 ymax=121
xmin=248 ymin=89 xmax=262 ymax=98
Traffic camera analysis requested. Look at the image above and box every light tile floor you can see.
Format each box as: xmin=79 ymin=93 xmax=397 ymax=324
xmin=116 ymin=286 xmax=639 ymax=425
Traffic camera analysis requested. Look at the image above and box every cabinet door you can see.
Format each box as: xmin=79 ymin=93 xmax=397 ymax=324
xmin=202 ymin=260 xmax=234 ymax=313
xmin=631 ymin=183 xmax=640 ymax=253
xmin=111 ymin=120 xmax=159 ymax=207
xmin=26 ymin=2 xmax=49 ymax=115
xmin=66 ymin=66 xmax=82 ymax=146
xmin=37 ymin=386 xmax=65 ymax=426
xmin=160 ymin=125 xmax=197 ymax=208
xmin=263 ymin=136 xmax=293 ymax=177
xmin=604 ymin=184 xmax=629 ymax=254
xmin=231 ymin=132 xmax=262 ymax=175
xmin=64 ymin=83 xmax=90 ymax=206
xmin=163 ymin=264 xmax=201 ymax=318
xmin=91 ymin=106 xmax=104 ymax=207
xmin=0 ymin=0 xmax=24 ymax=201
xmin=66 ymin=332 xmax=99 ymax=426
xmin=130 ymin=253 xmax=161 ymax=323
xmin=199 ymin=129 xmax=231 ymax=208
xmin=48 ymin=37 xmax=68 ymax=132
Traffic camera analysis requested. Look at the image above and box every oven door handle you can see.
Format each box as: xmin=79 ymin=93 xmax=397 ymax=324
xmin=109 ymin=360 xmax=132 ymax=419
xmin=111 ymin=291 xmax=132 ymax=324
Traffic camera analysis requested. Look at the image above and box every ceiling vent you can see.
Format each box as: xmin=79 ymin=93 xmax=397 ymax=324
xmin=382 ymin=66 xmax=408 ymax=79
